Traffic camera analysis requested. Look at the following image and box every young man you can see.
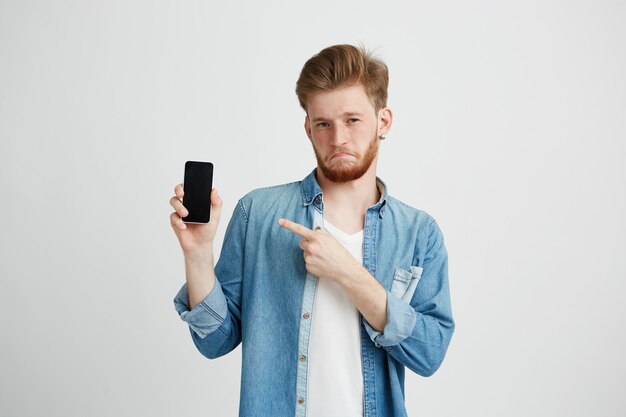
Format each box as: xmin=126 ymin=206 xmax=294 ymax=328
xmin=170 ymin=44 xmax=454 ymax=417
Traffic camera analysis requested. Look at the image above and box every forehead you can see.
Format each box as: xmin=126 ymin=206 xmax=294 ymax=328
xmin=306 ymin=83 xmax=376 ymax=119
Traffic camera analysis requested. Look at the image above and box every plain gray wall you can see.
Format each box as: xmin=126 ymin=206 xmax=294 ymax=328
xmin=1 ymin=0 xmax=624 ymax=416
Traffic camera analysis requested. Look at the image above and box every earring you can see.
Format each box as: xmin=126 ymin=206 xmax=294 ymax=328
xmin=379 ymin=134 xmax=386 ymax=140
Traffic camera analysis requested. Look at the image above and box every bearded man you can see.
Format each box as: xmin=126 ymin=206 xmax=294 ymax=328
xmin=170 ymin=44 xmax=455 ymax=417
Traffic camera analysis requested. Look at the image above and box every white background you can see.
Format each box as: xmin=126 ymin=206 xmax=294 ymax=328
xmin=1 ymin=0 xmax=625 ymax=416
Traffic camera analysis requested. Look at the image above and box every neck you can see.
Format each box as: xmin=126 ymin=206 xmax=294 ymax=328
xmin=315 ymin=162 xmax=381 ymax=213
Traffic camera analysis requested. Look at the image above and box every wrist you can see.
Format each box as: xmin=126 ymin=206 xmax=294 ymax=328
xmin=183 ymin=246 xmax=216 ymax=281
xmin=337 ymin=262 xmax=368 ymax=290
xmin=183 ymin=245 xmax=214 ymax=262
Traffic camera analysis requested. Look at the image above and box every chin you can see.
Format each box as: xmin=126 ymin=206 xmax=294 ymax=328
xmin=320 ymin=162 xmax=369 ymax=183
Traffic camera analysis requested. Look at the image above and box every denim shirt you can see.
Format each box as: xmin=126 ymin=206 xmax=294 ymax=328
xmin=174 ymin=169 xmax=455 ymax=417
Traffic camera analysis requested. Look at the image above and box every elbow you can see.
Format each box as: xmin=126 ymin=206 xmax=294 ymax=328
xmin=190 ymin=326 xmax=239 ymax=360
xmin=405 ymin=345 xmax=442 ymax=377
xmin=412 ymin=324 xmax=454 ymax=377
xmin=417 ymin=354 xmax=444 ymax=377
xmin=191 ymin=328 xmax=220 ymax=359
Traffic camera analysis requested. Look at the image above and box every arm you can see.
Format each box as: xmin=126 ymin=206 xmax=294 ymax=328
xmin=277 ymin=216 xmax=454 ymax=376
xmin=338 ymin=266 xmax=388 ymax=332
xmin=173 ymin=199 xmax=248 ymax=359
xmin=362 ymin=218 xmax=455 ymax=376
xmin=277 ymin=217 xmax=389 ymax=331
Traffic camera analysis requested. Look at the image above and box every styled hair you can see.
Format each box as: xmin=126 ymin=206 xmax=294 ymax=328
xmin=295 ymin=44 xmax=389 ymax=113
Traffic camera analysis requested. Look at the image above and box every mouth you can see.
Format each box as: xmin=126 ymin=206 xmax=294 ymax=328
xmin=330 ymin=152 xmax=354 ymax=160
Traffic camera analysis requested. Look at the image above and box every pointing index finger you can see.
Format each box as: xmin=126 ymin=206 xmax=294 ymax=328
xmin=278 ymin=218 xmax=315 ymax=239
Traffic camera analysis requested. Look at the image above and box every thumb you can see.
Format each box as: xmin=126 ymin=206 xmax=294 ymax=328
xmin=210 ymin=188 xmax=223 ymax=224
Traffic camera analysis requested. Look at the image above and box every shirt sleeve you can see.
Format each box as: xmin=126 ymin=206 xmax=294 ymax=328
xmin=363 ymin=217 xmax=455 ymax=377
xmin=173 ymin=279 xmax=228 ymax=338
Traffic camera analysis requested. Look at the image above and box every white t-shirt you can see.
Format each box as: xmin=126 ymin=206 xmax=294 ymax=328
xmin=307 ymin=220 xmax=364 ymax=417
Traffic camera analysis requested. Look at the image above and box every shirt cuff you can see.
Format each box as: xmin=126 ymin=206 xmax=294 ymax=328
xmin=173 ymin=280 xmax=228 ymax=339
xmin=363 ymin=290 xmax=417 ymax=349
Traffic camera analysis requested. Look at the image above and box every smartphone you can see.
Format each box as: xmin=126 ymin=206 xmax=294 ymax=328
xmin=182 ymin=161 xmax=214 ymax=224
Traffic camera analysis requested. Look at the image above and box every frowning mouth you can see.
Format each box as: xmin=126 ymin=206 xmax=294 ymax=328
xmin=330 ymin=152 xmax=354 ymax=160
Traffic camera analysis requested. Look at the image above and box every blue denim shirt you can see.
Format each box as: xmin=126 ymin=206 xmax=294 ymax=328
xmin=174 ymin=169 xmax=454 ymax=417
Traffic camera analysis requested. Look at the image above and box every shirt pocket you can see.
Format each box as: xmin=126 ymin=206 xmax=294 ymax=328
xmin=390 ymin=266 xmax=424 ymax=303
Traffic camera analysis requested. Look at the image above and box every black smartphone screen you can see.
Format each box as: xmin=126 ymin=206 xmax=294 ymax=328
xmin=182 ymin=161 xmax=214 ymax=223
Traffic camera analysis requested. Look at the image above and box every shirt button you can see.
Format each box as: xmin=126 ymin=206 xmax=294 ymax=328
xmin=299 ymin=354 xmax=306 ymax=362
xmin=303 ymin=313 xmax=310 ymax=319
xmin=315 ymin=197 xmax=321 ymax=205
xmin=298 ymin=398 xmax=305 ymax=405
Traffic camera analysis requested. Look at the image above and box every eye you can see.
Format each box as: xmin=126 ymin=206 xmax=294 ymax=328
xmin=347 ymin=118 xmax=360 ymax=124
xmin=316 ymin=122 xmax=330 ymax=128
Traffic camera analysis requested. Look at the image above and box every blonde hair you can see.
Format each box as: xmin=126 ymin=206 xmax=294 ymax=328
xmin=295 ymin=44 xmax=389 ymax=112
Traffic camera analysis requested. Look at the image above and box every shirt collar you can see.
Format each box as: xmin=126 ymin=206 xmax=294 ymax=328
xmin=300 ymin=168 xmax=389 ymax=218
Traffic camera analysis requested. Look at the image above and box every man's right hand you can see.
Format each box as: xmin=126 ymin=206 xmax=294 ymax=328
xmin=169 ymin=184 xmax=223 ymax=256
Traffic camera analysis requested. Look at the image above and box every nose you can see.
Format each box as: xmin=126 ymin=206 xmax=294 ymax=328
xmin=330 ymin=124 xmax=349 ymax=147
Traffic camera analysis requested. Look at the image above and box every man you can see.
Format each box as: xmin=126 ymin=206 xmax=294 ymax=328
xmin=170 ymin=44 xmax=454 ymax=417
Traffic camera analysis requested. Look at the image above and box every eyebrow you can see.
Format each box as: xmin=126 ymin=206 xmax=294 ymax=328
xmin=310 ymin=112 xmax=364 ymax=123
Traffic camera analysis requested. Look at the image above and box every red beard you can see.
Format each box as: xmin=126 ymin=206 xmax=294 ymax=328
xmin=313 ymin=133 xmax=379 ymax=183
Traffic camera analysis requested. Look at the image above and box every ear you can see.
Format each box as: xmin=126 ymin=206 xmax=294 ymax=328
xmin=377 ymin=107 xmax=393 ymax=136
xmin=304 ymin=115 xmax=313 ymax=140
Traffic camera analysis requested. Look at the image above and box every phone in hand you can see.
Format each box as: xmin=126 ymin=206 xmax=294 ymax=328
xmin=182 ymin=161 xmax=214 ymax=224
